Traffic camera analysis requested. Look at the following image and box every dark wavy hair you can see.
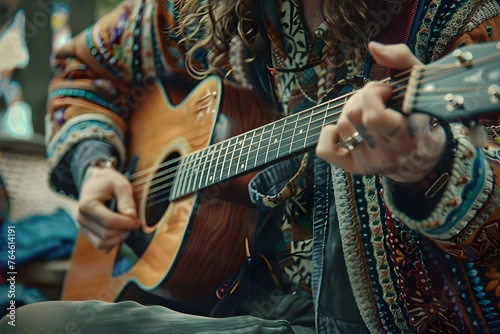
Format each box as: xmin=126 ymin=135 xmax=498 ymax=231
xmin=174 ymin=0 xmax=403 ymax=78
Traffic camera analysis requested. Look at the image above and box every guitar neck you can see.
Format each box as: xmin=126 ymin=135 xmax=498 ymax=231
xmin=170 ymin=97 xmax=347 ymax=200
xmin=170 ymin=42 xmax=500 ymax=200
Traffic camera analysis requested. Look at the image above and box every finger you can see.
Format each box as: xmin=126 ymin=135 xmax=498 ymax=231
xmin=77 ymin=211 xmax=129 ymax=240
xmin=344 ymin=82 xmax=398 ymax=140
xmin=80 ymin=226 xmax=129 ymax=253
xmin=344 ymin=81 xmax=412 ymax=150
xmin=316 ymin=124 xmax=356 ymax=171
xmin=368 ymin=42 xmax=423 ymax=70
xmin=79 ymin=201 xmax=142 ymax=230
xmin=111 ymin=178 xmax=139 ymax=218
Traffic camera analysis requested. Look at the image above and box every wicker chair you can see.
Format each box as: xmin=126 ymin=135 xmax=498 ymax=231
xmin=0 ymin=134 xmax=77 ymax=300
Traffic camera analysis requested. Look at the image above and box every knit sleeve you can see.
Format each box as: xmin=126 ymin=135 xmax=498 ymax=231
xmin=383 ymin=16 xmax=500 ymax=267
xmin=45 ymin=0 xmax=197 ymax=197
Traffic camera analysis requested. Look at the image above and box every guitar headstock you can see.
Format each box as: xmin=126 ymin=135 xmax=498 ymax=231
xmin=401 ymin=42 xmax=500 ymax=125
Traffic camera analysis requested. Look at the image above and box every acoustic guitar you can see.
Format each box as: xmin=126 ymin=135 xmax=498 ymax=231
xmin=62 ymin=42 xmax=500 ymax=311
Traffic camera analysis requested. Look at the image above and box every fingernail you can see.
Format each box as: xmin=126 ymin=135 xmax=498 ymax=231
xmin=124 ymin=207 xmax=136 ymax=215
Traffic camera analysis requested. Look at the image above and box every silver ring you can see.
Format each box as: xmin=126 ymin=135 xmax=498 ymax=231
xmin=339 ymin=131 xmax=363 ymax=151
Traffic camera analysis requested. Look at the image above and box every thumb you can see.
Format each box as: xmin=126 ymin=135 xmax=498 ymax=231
xmin=113 ymin=183 xmax=138 ymax=218
xmin=368 ymin=41 xmax=422 ymax=70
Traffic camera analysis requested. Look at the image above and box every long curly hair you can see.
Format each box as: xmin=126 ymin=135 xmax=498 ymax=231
xmin=174 ymin=0 xmax=403 ymax=78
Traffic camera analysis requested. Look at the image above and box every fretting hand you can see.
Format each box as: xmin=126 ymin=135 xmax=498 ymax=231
xmin=316 ymin=42 xmax=447 ymax=183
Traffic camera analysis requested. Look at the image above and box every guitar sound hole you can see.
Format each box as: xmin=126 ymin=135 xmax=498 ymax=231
xmin=112 ymin=152 xmax=180 ymax=277
xmin=144 ymin=151 xmax=179 ymax=227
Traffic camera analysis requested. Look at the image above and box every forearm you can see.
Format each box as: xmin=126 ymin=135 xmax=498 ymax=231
xmin=383 ymin=124 xmax=500 ymax=267
xmin=382 ymin=12 xmax=500 ymax=267
xmin=46 ymin=0 xmax=192 ymax=197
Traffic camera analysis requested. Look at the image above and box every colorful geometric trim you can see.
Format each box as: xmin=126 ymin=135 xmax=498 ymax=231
xmin=85 ymin=26 xmax=124 ymax=81
xmin=49 ymin=88 xmax=121 ymax=115
xmin=46 ymin=114 xmax=126 ymax=186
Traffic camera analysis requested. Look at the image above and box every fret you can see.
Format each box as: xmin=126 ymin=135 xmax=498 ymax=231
xmin=211 ymin=144 xmax=222 ymax=186
xmin=247 ymin=127 xmax=261 ymax=171
xmin=220 ymin=137 xmax=238 ymax=180
xmin=171 ymin=157 xmax=187 ymax=199
xmin=175 ymin=158 xmax=187 ymax=199
xmin=179 ymin=153 xmax=195 ymax=196
xmin=235 ymin=131 xmax=252 ymax=176
xmin=276 ymin=116 xmax=298 ymax=159
xmin=258 ymin=123 xmax=273 ymax=165
xmin=205 ymin=146 xmax=217 ymax=188
xmin=188 ymin=151 xmax=201 ymax=194
xmin=209 ymin=143 xmax=222 ymax=184
xmin=302 ymin=109 xmax=314 ymax=149
xmin=227 ymin=137 xmax=236 ymax=178
xmin=197 ymin=148 xmax=208 ymax=190
xmin=264 ymin=122 xmax=279 ymax=163
xmin=217 ymin=140 xmax=230 ymax=183
xmin=229 ymin=136 xmax=244 ymax=177
xmin=304 ymin=103 xmax=329 ymax=148
xmin=254 ymin=126 xmax=266 ymax=167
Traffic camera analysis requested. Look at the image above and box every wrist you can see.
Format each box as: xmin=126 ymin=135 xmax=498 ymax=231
xmin=390 ymin=124 xmax=456 ymax=198
xmin=83 ymin=156 xmax=119 ymax=183
xmin=90 ymin=156 xmax=118 ymax=169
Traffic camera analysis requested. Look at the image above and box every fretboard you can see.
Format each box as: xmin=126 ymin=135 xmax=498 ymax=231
xmin=170 ymin=98 xmax=345 ymax=200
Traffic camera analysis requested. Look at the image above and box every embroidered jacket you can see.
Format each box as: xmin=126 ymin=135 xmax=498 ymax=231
xmin=45 ymin=0 xmax=500 ymax=333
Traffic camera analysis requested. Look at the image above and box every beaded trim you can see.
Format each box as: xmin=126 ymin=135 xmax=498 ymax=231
xmin=331 ymin=167 xmax=381 ymax=334
xmin=228 ymin=36 xmax=253 ymax=90
xmin=140 ymin=1 xmax=156 ymax=76
xmin=445 ymin=186 xmax=500 ymax=245
xmin=382 ymin=124 xmax=495 ymax=244
xmin=46 ymin=114 xmax=126 ymax=176
xmin=358 ymin=175 xmax=408 ymax=333
xmin=431 ymin=0 xmax=494 ymax=61
xmin=412 ymin=0 xmax=442 ymax=63
xmin=422 ymin=152 xmax=489 ymax=236
xmin=464 ymin=0 xmax=500 ymax=32
xmin=49 ymin=88 xmax=120 ymax=114
xmin=86 ymin=26 xmax=125 ymax=81
xmin=122 ymin=1 xmax=142 ymax=72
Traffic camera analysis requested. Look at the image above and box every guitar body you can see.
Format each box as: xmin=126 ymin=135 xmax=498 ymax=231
xmin=62 ymin=76 xmax=277 ymax=310
xmin=62 ymin=41 xmax=500 ymax=312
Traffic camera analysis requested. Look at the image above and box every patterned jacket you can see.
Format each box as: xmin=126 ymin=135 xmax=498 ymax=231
xmin=46 ymin=0 xmax=500 ymax=333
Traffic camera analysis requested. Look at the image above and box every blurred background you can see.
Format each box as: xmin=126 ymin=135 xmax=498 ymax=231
xmin=0 ymin=0 xmax=123 ymax=317
xmin=1 ymin=0 xmax=122 ymax=137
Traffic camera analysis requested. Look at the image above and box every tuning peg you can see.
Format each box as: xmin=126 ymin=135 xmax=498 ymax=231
xmin=488 ymin=84 xmax=500 ymax=103
xmin=452 ymin=49 xmax=473 ymax=66
xmin=444 ymin=93 xmax=465 ymax=111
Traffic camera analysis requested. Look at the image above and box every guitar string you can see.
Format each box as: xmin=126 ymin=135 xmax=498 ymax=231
xmin=136 ymin=64 xmax=464 ymax=207
xmin=139 ymin=86 xmax=410 ymax=205
xmin=143 ymin=84 xmax=485 ymax=209
xmin=129 ymin=60 xmax=465 ymax=189
xmin=131 ymin=60 xmax=473 ymax=191
xmin=138 ymin=63 xmax=477 ymax=207
xmin=131 ymin=50 xmax=499 ymax=186
xmin=131 ymin=55 xmax=496 ymax=206
xmin=143 ymin=84 xmax=489 ymax=207
xmin=134 ymin=65 xmax=437 ymax=197
xmin=131 ymin=89 xmax=360 ymax=188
